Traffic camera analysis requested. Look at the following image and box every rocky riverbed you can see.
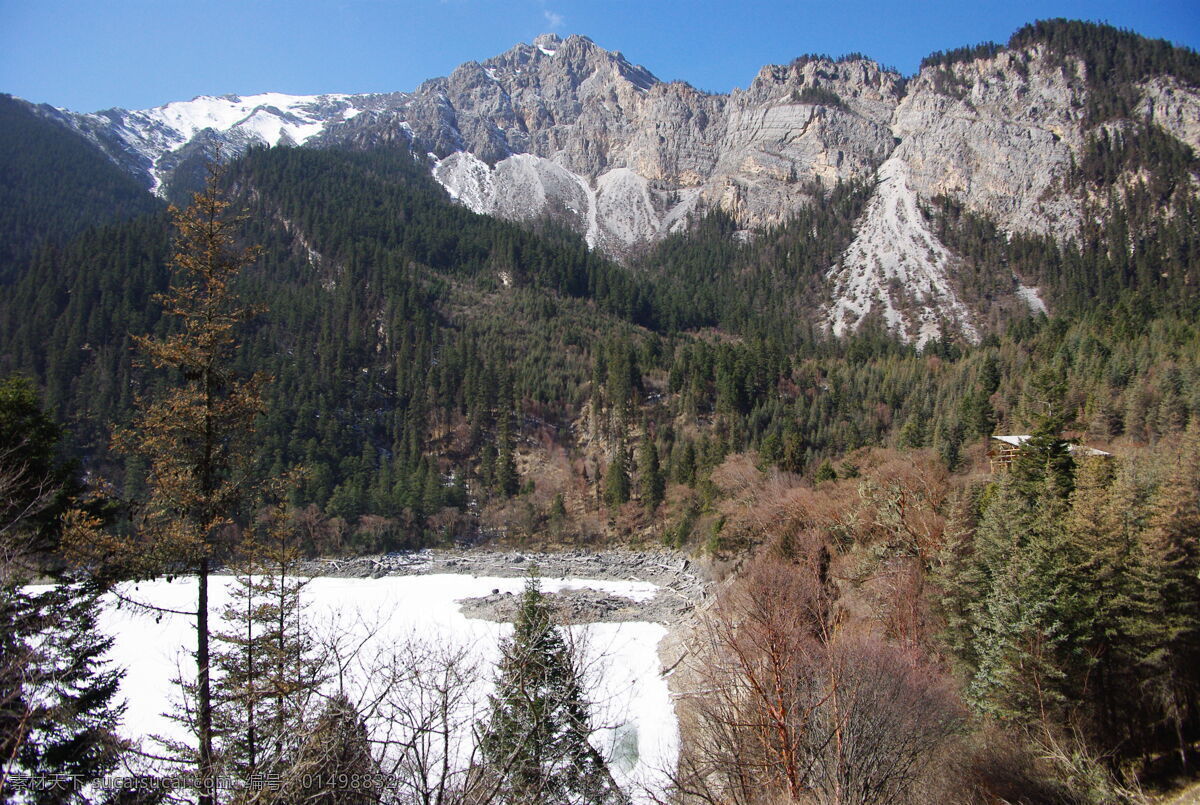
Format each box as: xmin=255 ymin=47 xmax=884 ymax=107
xmin=276 ymin=549 xmax=713 ymax=626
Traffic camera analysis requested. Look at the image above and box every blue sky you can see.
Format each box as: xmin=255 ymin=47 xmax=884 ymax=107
xmin=2 ymin=0 xmax=1198 ymax=111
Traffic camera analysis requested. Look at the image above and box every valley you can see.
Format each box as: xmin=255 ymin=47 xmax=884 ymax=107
xmin=2 ymin=15 xmax=1200 ymax=805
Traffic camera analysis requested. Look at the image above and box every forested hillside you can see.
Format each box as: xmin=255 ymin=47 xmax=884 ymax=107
xmin=2 ymin=18 xmax=1200 ymax=803
xmin=1 ymin=134 xmax=1198 ymax=551
xmin=0 ymin=94 xmax=162 ymax=280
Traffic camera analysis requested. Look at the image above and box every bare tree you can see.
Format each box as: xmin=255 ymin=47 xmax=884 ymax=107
xmin=672 ymin=542 xmax=963 ymax=804
xmin=672 ymin=539 xmax=838 ymax=804
xmin=374 ymin=639 xmax=485 ymax=804
xmin=805 ymin=635 xmax=963 ymax=805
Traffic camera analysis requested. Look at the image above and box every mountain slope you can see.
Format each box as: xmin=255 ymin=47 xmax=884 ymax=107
xmin=7 ymin=21 xmax=1200 ymax=343
xmin=0 ymin=94 xmax=162 ymax=278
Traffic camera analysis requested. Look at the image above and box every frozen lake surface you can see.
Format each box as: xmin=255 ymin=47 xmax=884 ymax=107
xmin=99 ymin=573 xmax=677 ymax=800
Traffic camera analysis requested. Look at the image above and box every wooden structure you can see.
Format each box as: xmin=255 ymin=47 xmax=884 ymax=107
xmin=988 ymin=435 xmax=1112 ymax=473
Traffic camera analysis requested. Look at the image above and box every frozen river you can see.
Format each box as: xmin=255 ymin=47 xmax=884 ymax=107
xmin=99 ymin=573 xmax=678 ymax=800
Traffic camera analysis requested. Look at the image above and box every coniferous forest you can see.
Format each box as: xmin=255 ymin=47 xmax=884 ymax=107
xmin=3 ymin=16 xmax=1200 ymax=805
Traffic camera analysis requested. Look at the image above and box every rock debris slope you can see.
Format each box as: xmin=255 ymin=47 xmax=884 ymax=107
xmin=825 ymin=157 xmax=978 ymax=347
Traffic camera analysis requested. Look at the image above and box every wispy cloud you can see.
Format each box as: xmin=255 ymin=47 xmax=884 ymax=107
xmin=543 ymin=8 xmax=564 ymax=30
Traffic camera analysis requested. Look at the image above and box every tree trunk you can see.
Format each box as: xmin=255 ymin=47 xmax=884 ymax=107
xmin=198 ymin=558 xmax=213 ymax=805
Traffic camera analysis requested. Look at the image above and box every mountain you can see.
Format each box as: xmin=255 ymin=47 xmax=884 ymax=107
xmin=11 ymin=21 xmax=1200 ymax=347
xmin=49 ymin=91 xmax=395 ymax=201
xmin=0 ymin=20 xmax=1198 ymax=555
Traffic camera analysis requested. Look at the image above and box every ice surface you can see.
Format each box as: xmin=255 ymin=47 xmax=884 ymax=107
xmin=95 ymin=574 xmax=676 ymax=801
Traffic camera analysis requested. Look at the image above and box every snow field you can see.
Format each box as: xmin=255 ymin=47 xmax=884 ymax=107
xmin=98 ymin=574 xmax=677 ymax=801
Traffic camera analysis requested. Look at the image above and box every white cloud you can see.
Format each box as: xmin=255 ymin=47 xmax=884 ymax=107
xmin=543 ymin=9 xmax=564 ymax=29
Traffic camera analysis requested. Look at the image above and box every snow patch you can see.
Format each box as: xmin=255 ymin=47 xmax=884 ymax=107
xmin=80 ymin=92 xmax=363 ymax=194
xmin=825 ymin=157 xmax=978 ymax=346
xmin=139 ymin=92 xmax=352 ymax=146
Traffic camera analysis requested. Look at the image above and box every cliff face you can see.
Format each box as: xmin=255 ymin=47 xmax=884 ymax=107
xmin=401 ymin=36 xmax=907 ymax=256
xmin=382 ymin=34 xmax=1197 ymax=344
xmin=35 ymin=30 xmax=1200 ymax=344
xmin=311 ymin=36 xmax=881 ymax=250
xmin=825 ymin=47 xmax=1093 ymax=344
xmin=891 ymin=47 xmax=1088 ymax=239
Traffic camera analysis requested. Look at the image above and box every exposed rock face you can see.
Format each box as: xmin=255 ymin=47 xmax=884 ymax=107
xmin=891 ymin=47 xmax=1089 ymax=238
xmin=30 ymin=32 xmax=1200 ymax=342
xmin=1139 ymin=76 xmax=1200 ymax=151
xmin=710 ymin=58 xmax=901 ymax=224
xmin=412 ymin=36 xmax=905 ymax=257
xmin=834 ymin=46 xmax=1091 ymax=341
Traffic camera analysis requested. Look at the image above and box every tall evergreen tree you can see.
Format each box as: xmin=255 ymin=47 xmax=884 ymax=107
xmin=477 ymin=576 xmax=627 ymax=805
xmin=637 ymin=430 xmax=665 ymax=514
xmin=1126 ymin=425 xmax=1200 ymax=767
xmin=604 ymin=443 xmax=631 ymax=510
xmin=962 ymin=473 xmax=1091 ymax=729
xmin=0 ymin=583 xmax=124 ymax=805
xmin=495 ymin=410 xmax=520 ymax=499
xmin=107 ymin=166 xmax=266 ymax=805
xmin=211 ymin=495 xmax=323 ymax=793
xmin=0 ymin=375 xmax=78 ymax=567
xmin=0 ymin=377 xmax=124 ymax=804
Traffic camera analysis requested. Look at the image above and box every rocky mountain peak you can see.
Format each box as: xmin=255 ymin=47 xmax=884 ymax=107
xmin=532 ymin=33 xmax=562 ymax=53
xmin=24 ymin=22 xmax=1200 ymax=345
xmin=748 ymin=56 xmax=905 ymax=107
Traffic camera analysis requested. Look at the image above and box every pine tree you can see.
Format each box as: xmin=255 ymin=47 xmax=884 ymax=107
xmin=1064 ymin=455 xmax=1144 ymax=741
xmin=963 ymin=474 xmax=1091 ymax=729
xmin=0 ymin=582 xmax=124 ymax=805
xmin=477 ymin=576 xmax=627 ymax=805
xmin=1126 ymin=425 xmax=1200 ymax=767
xmin=278 ymin=694 xmax=381 ymax=805
xmin=1014 ymin=370 xmax=1076 ymax=500
xmin=107 ymin=166 xmax=265 ymax=805
xmin=495 ymin=411 xmax=519 ymax=499
xmin=604 ymin=443 xmax=631 ymax=510
xmin=211 ymin=495 xmax=323 ymax=794
xmin=637 ymin=431 xmax=664 ymax=514
xmin=0 ymin=378 xmax=124 ymax=804
xmin=0 ymin=375 xmax=78 ymax=566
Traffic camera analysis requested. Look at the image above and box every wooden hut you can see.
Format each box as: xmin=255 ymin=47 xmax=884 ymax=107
xmin=988 ymin=435 xmax=1112 ymax=473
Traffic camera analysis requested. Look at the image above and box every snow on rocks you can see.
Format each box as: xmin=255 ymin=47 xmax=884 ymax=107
xmin=71 ymin=92 xmax=365 ymax=194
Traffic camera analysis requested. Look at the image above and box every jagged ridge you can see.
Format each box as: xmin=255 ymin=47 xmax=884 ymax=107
xmin=16 ymin=23 xmax=1200 ymax=344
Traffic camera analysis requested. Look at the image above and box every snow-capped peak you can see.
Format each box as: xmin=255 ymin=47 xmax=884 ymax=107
xmin=69 ymin=91 xmax=370 ymax=195
xmin=136 ymin=92 xmax=354 ymax=145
